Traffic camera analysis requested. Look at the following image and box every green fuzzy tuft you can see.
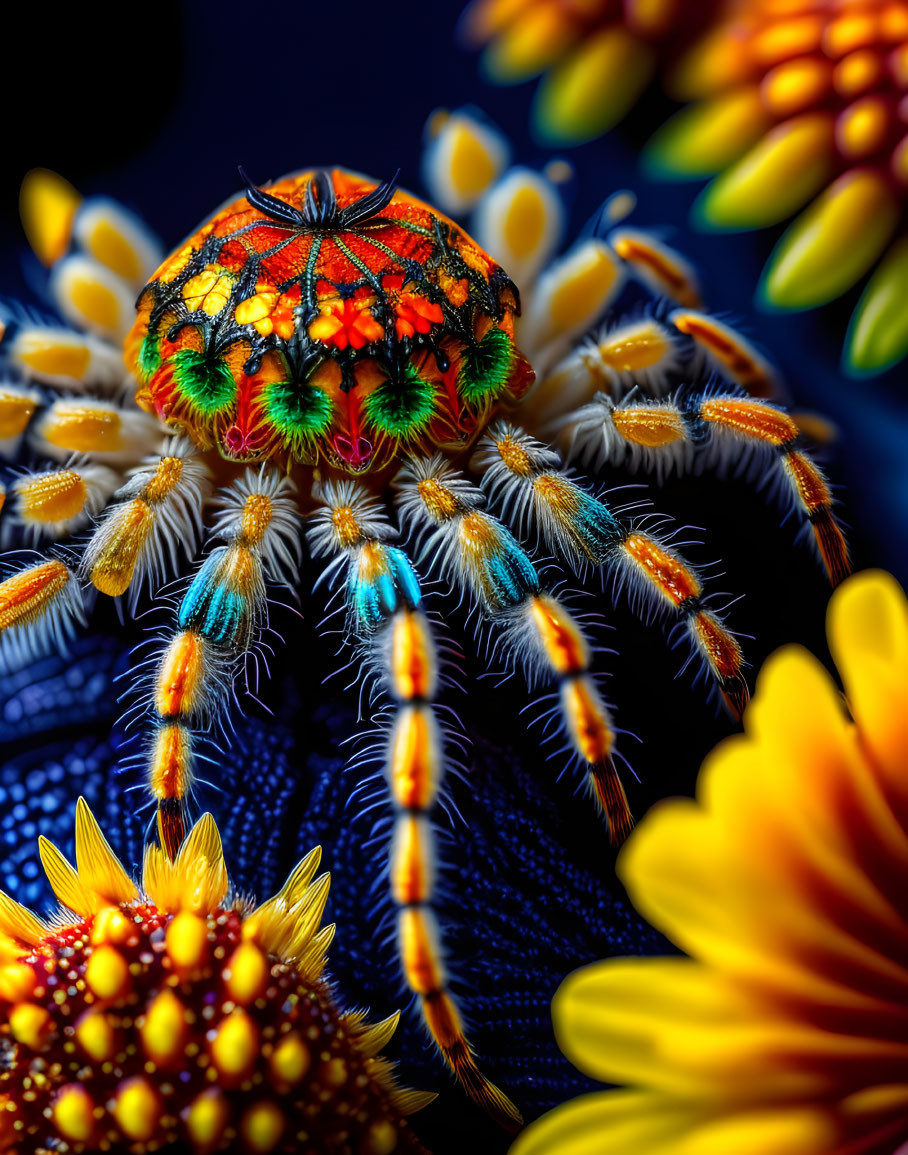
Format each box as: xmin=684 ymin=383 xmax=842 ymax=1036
xmin=363 ymin=360 xmax=436 ymax=438
xmin=170 ymin=349 xmax=236 ymax=414
xmin=265 ymin=379 xmax=333 ymax=441
xmin=457 ymin=327 xmax=514 ymax=403
xmin=137 ymin=331 xmax=161 ymax=381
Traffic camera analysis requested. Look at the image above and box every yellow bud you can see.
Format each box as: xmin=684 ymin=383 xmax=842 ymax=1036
xmin=165 ymin=910 xmax=209 ymax=971
xmin=52 ymin=1084 xmax=95 ymax=1143
xmin=75 ymin=1011 xmax=116 ymax=1061
xmin=141 ymin=988 xmax=187 ymax=1065
xmin=268 ymin=1031 xmax=310 ymax=1085
xmin=113 ymin=1077 xmax=160 ymax=1142
xmin=364 ymin=1121 xmax=399 ymax=1155
xmin=224 ymin=940 xmax=269 ymax=1004
xmin=9 ymin=1002 xmax=50 ymax=1049
xmin=210 ymin=1009 xmax=259 ymax=1080
xmin=185 ymin=1088 xmax=230 ymax=1148
xmin=91 ymin=905 xmax=133 ymax=945
xmin=0 ymin=963 xmax=36 ymax=1003
xmin=240 ymin=1101 xmax=285 ymax=1154
xmin=85 ymin=944 xmax=130 ymax=1000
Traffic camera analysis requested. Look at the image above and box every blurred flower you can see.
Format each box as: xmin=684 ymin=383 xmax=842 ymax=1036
xmin=513 ymin=568 xmax=908 ymax=1155
xmin=0 ymin=800 xmax=432 ymax=1154
xmin=648 ymin=0 xmax=908 ymax=377
xmin=459 ymin=0 xmax=721 ymax=145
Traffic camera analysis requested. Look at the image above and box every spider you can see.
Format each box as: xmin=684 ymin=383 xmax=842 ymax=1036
xmin=0 ymin=109 xmax=849 ymax=1132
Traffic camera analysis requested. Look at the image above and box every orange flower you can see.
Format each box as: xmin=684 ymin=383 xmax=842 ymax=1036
xmin=383 ymin=275 xmax=445 ymax=340
xmin=308 ymin=295 xmax=384 ymax=351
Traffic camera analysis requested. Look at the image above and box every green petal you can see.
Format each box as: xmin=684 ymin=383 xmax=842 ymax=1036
xmin=759 ymin=170 xmax=899 ymax=310
xmin=645 ymin=90 xmax=770 ymax=181
xmin=533 ymin=27 xmax=653 ymax=146
xmin=695 ymin=113 xmax=834 ymax=231
xmin=845 ymin=235 xmax=908 ymax=376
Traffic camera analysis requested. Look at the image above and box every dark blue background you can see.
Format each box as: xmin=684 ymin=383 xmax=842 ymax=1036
xmin=1 ymin=4 xmax=904 ymax=1153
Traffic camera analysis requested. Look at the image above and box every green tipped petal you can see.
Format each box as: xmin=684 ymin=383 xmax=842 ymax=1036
xmin=645 ymin=89 xmax=770 ymax=181
xmin=759 ymin=169 xmax=899 ymax=311
xmin=695 ymin=113 xmax=834 ymax=230
xmin=845 ymin=236 xmax=908 ymax=376
xmin=533 ymin=27 xmax=653 ymax=146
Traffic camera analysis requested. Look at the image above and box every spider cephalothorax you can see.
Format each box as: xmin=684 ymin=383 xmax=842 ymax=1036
xmin=126 ymin=168 xmax=532 ymax=473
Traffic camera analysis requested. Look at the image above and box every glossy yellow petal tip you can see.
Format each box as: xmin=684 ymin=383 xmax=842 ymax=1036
xmin=828 ymin=569 xmax=908 ymax=673
xmin=19 ymin=168 xmax=82 ymax=266
xmin=74 ymin=796 xmax=139 ymax=907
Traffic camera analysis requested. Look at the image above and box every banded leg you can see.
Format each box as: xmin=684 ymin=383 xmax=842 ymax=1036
xmin=309 ymin=481 xmax=522 ymax=1131
xmin=570 ymin=389 xmax=851 ymax=586
xmin=396 ymin=456 xmax=630 ymax=843
xmin=474 ymin=421 xmax=748 ymax=717
xmin=146 ymin=469 xmax=301 ymax=858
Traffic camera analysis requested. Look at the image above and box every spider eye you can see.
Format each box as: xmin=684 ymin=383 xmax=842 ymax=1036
xmin=170 ymin=350 xmax=237 ymax=414
xmin=264 ymin=379 xmax=333 ymax=448
xmin=457 ymin=326 xmax=515 ymax=403
xmin=363 ymin=360 xmax=436 ymax=439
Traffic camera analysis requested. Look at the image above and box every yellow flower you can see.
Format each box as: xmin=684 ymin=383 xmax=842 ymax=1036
xmin=513 ymin=570 xmax=908 ymax=1155
xmin=0 ymin=801 xmax=433 ymax=1153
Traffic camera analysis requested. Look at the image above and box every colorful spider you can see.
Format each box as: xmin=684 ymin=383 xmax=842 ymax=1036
xmin=0 ymin=110 xmax=849 ymax=1132
xmin=462 ymin=0 xmax=908 ymax=376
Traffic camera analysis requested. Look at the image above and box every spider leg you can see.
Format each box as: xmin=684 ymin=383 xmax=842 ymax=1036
xmin=144 ymin=468 xmax=302 ymax=858
xmin=474 ymin=421 xmax=749 ymax=718
xmin=310 ymin=479 xmax=523 ymax=1133
xmin=570 ymin=388 xmax=851 ymax=586
xmin=396 ymin=456 xmax=630 ymax=844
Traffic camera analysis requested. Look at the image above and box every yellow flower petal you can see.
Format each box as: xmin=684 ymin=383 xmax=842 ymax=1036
xmin=829 ymin=570 xmax=908 ymax=825
xmin=74 ymin=797 xmax=138 ymax=907
xmin=38 ymin=836 xmax=98 ymax=917
xmin=511 ymin=1089 xmax=702 ymax=1155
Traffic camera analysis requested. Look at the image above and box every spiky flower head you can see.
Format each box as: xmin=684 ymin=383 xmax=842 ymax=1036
xmin=0 ymin=801 xmax=432 ymax=1154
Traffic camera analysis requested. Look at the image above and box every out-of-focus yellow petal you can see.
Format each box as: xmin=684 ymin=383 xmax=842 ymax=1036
xmin=760 ymin=169 xmax=899 ymax=309
xmin=667 ymin=24 xmax=753 ymax=101
xmin=422 ymin=108 xmax=509 ymax=215
xmin=674 ymin=1105 xmax=839 ymax=1155
xmin=534 ymin=26 xmax=654 ymax=145
xmin=645 ymin=88 xmax=771 ymax=180
xmin=480 ymin=1 xmax=576 ymax=83
xmin=19 ymin=169 xmax=82 ymax=266
xmin=511 ymin=1089 xmax=702 ymax=1155
xmin=846 ymin=237 xmax=908 ymax=376
xmin=829 ymin=570 xmax=908 ymax=827
xmin=696 ymin=113 xmax=834 ymax=229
